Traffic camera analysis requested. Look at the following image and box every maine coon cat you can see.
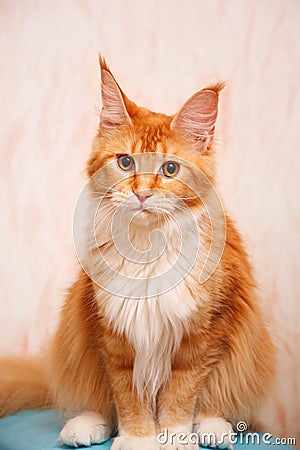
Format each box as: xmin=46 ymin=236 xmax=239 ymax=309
xmin=0 ymin=58 xmax=275 ymax=450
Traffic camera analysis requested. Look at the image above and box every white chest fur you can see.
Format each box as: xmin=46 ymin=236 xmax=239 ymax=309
xmin=102 ymin=283 xmax=196 ymax=402
xmin=82 ymin=191 xmax=200 ymax=400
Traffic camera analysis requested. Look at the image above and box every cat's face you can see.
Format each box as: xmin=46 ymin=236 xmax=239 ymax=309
xmin=87 ymin=58 xmax=222 ymax=227
xmin=73 ymin=59 xmax=226 ymax=295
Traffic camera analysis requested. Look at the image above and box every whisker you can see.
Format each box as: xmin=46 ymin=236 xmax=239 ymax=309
xmin=176 ymin=196 xmax=199 ymax=201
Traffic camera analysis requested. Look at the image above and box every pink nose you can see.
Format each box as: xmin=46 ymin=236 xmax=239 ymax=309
xmin=134 ymin=191 xmax=153 ymax=204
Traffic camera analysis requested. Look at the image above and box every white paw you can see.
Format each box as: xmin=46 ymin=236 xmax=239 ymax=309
xmin=59 ymin=411 xmax=111 ymax=447
xmin=194 ymin=417 xmax=233 ymax=449
xmin=160 ymin=437 xmax=198 ymax=450
xmin=112 ymin=436 xmax=160 ymax=450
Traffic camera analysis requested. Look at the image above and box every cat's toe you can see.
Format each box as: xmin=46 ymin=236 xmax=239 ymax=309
xmin=112 ymin=436 xmax=160 ymax=450
xmin=194 ymin=417 xmax=233 ymax=449
xmin=59 ymin=411 xmax=111 ymax=447
xmin=161 ymin=441 xmax=198 ymax=450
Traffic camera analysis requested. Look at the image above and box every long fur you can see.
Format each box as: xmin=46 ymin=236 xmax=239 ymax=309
xmin=0 ymin=59 xmax=275 ymax=444
xmin=0 ymin=356 xmax=52 ymax=416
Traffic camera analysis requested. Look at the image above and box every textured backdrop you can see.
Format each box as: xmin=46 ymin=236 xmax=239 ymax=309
xmin=0 ymin=0 xmax=299 ymax=441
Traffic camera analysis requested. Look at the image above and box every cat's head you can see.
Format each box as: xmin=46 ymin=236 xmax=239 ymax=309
xmin=87 ymin=57 xmax=223 ymax=226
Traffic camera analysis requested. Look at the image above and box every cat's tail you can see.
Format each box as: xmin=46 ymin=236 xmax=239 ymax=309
xmin=0 ymin=355 xmax=53 ymax=417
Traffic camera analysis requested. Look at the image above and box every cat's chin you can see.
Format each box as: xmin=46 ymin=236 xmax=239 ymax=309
xmin=131 ymin=209 xmax=156 ymax=226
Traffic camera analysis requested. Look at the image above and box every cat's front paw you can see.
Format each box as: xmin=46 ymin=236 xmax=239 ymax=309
xmin=112 ymin=436 xmax=160 ymax=450
xmin=59 ymin=411 xmax=111 ymax=447
xmin=194 ymin=417 xmax=233 ymax=449
xmin=160 ymin=437 xmax=198 ymax=450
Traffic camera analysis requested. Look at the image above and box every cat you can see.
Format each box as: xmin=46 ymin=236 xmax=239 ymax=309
xmin=0 ymin=57 xmax=275 ymax=450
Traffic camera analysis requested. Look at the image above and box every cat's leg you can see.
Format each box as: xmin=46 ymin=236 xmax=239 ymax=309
xmin=192 ymin=325 xmax=273 ymax=449
xmin=157 ymin=374 xmax=234 ymax=450
xmin=99 ymin=322 xmax=159 ymax=450
xmin=191 ymin=372 xmax=236 ymax=449
xmin=108 ymin=367 xmax=159 ymax=450
xmin=191 ymin=351 xmax=254 ymax=449
xmin=47 ymin=272 xmax=115 ymax=447
xmin=59 ymin=411 xmax=112 ymax=447
xmin=156 ymin=369 xmax=200 ymax=450
xmin=55 ymin=365 xmax=114 ymax=447
xmin=54 ymin=366 xmax=114 ymax=448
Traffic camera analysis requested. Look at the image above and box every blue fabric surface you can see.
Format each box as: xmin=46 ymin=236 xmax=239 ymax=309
xmin=0 ymin=410 xmax=294 ymax=450
xmin=0 ymin=410 xmax=111 ymax=450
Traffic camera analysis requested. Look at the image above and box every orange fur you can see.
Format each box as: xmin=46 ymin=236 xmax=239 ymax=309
xmin=0 ymin=356 xmax=52 ymax=417
xmin=0 ymin=59 xmax=275 ymax=448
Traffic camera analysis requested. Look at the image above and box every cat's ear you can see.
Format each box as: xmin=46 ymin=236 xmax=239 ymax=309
xmin=99 ymin=56 xmax=132 ymax=130
xmin=171 ymin=83 xmax=224 ymax=151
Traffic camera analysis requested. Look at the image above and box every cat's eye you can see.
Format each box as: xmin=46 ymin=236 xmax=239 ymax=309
xmin=117 ymin=155 xmax=134 ymax=171
xmin=161 ymin=161 xmax=180 ymax=178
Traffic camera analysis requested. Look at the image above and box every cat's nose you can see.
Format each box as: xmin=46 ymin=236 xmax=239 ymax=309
xmin=134 ymin=190 xmax=153 ymax=204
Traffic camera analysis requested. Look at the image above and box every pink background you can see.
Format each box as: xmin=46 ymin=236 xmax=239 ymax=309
xmin=0 ymin=0 xmax=299 ymax=441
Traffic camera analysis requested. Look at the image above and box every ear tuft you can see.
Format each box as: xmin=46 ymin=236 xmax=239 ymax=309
xmin=98 ymin=56 xmax=132 ymax=131
xmin=98 ymin=54 xmax=113 ymax=77
xmin=98 ymin=55 xmax=138 ymax=129
xmin=171 ymin=83 xmax=224 ymax=151
xmin=205 ymin=81 xmax=226 ymax=95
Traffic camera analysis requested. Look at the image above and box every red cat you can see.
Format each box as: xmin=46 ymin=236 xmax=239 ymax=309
xmin=0 ymin=58 xmax=275 ymax=450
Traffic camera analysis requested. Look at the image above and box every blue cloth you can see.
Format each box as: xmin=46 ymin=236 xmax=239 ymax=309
xmin=0 ymin=409 xmax=294 ymax=450
xmin=0 ymin=410 xmax=110 ymax=450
